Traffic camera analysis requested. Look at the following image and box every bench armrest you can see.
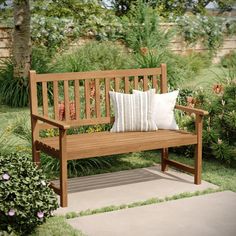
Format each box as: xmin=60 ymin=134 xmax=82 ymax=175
xmin=175 ymin=105 xmax=208 ymax=116
xmin=32 ymin=114 xmax=70 ymax=130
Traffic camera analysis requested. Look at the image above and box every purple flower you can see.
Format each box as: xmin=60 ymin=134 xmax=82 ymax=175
xmin=8 ymin=209 xmax=15 ymax=216
xmin=37 ymin=211 xmax=44 ymax=219
xmin=2 ymin=173 xmax=10 ymax=180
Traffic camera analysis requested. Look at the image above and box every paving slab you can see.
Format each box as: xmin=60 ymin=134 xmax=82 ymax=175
xmin=68 ymin=191 xmax=236 ymax=236
xmin=55 ymin=165 xmax=217 ymax=215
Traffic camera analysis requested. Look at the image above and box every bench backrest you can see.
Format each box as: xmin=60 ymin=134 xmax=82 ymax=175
xmin=29 ymin=64 xmax=167 ymax=130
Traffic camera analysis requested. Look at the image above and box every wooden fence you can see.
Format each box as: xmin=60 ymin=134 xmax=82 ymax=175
xmin=1 ymin=23 xmax=236 ymax=63
xmin=0 ymin=26 xmax=12 ymax=61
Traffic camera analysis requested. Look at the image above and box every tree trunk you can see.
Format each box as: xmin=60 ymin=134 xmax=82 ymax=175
xmin=13 ymin=0 xmax=31 ymax=78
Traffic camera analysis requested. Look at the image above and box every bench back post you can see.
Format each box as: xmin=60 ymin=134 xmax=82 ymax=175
xmin=160 ymin=64 xmax=168 ymax=93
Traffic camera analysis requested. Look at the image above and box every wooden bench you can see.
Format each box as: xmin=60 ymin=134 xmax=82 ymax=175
xmin=29 ymin=64 xmax=208 ymax=207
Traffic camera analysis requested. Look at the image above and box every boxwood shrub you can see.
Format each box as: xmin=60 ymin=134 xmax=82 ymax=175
xmin=0 ymin=152 xmax=58 ymax=235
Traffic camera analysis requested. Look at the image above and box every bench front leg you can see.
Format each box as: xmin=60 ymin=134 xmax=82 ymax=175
xmin=59 ymin=128 xmax=68 ymax=207
xmin=161 ymin=148 xmax=169 ymax=171
xmin=194 ymin=114 xmax=203 ymax=185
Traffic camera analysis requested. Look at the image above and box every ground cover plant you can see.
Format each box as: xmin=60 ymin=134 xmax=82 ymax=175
xmin=0 ymin=152 xmax=58 ymax=235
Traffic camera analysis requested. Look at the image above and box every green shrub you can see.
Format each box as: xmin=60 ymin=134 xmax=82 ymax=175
xmin=31 ymin=46 xmax=52 ymax=74
xmin=51 ymin=41 xmax=134 ymax=72
xmin=220 ymin=51 xmax=236 ymax=69
xmin=179 ymin=74 xmax=236 ymax=165
xmin=0 ymin=59 xmax=29 ymax=107
xmin=176 ymin=15 xmax=224 ymax=53
xmin=122 ymin=0 xmax=172 ymax=53
xmin=184 ymin=52 xmax=212 ymax=74
xmin=0 ymin=46 xmax=53 ymax=107
xmin=0 ymin=152 xmax=58 ymax=235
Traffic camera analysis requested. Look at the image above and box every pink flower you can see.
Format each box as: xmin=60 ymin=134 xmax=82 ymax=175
xmin=37 ymin=211 xmax=44 ymax=219
xmin=2 ymin=173 xmax=10 ymax=180
xmin=8 ymin=209 xmax=15 ymax=216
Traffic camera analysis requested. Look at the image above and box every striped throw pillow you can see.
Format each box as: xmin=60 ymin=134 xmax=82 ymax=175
xmin=133 ymin=90 xmax=179 ymax=130
xmin=109 ymin=89 xmax=157 ymax=132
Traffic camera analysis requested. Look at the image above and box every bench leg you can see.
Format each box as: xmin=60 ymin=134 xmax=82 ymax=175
xmin=32 ymin=146 xmax=41 ymax=167
xmin=161 ymin=148 xmax=168 ymax=171
xmin=59 ymin=128 xmax=68 ymax=207
xmin=194 ymin=143 xmax=202 ymax=185
xmin=60 ymin=158 xmax=68 ymax=207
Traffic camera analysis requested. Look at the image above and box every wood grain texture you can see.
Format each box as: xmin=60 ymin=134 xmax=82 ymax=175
xmin=29 ymin=65 xmax=207 ymax=208
xmin=53 ymin=81 xmax=59 ymax=120
xmin=34 ymin=67 xmax=162 ymax=82
xmin=95 ymin=78 xmax=101 ymax=118
xmin=74 ymin=80 xmax=80 ymax=120
xmin=42 ymin=81 xmax=48 ymax=117
xmin=195 ymin=115 xmax=203 ymax=184
xmin=84 ymin=80 xmax=91 ymax=119
xmin=38 ymin=130 xmax=197 ymax=160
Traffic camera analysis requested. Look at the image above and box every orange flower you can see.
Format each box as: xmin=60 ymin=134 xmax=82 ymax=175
xmin=213 ymin=84 xmax=223 ymax=94
xmin=186 ymin=96 xmax=196 ymax=108
xmin=140 ymin=47 xmax=148 ymax=56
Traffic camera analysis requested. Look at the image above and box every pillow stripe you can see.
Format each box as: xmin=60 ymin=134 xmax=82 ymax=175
xmin=109 ymin=89 xmax=157 ymax=132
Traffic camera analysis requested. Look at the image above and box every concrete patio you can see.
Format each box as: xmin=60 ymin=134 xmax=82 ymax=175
xmin=55 ymin=165 xmax=218 ymax=215
xmin=68 ymin=191 xmax=236 ymax=236
xmin=53 ymin=165 xmax=236 ymax=235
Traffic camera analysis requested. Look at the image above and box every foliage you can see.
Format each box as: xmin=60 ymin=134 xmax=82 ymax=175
xmin=32 ymin=216 xmax=84 ymax=236
xmin=0 ymin=59 xmax=29 ymax=107
xmin=109 ymin=0 xmax=236 ymax=17
xmin=224 ymin=18 xmax=236 ymax=36
xmin=220 ymin=51 xmax=236 ymax=69
xmin=51 ymin=41 xmax=134 ymax=72
xmin=122 ymin=0 xmax=173 ymax=53
xmin=31 ymin=46 xmax=52 ymax=74
xmin=0 ymin=152 xmax=58 ymax=235
xmin=31 ymin=15 xmax=80 ymax=55
xmin=134 ymin=49 xmax=211 ymax=88
xmin=0 ymin=129 xmax=19 ymax=155
xmin=179 ymin=67 xmax=236 ymax=165
xmin=31 ymin=0 xmax=122 ymax=43
xmin=175 ymin=14 xmax=224 ymax=53
xmin=183 ymin=51 xmax=212 ymax=74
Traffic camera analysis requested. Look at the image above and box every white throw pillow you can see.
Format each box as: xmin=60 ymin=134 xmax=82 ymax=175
xmin=133 ymin=90 xmax=179 ymax=130
xmin=109 ymin=89 xmax=157 ymax=132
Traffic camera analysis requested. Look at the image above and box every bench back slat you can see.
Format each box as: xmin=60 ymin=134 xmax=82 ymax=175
xmin=63 ymin=80 xmax=70 ymax=121
xmin=134 ymin=76 xmax=139 ymax=90
xmin=29 ymin=65 xmax=167 ymax=130
xmin=105 ymin=78 xmax=111 ymax=117
xmin=53 ymin=81 xmax=59 ymax=120
xmin=95 ymin=78 xmax=101 ymax=118
xmin=152 ymin=76 xmax=158 ymax=91
xmin=124 ymin=76 xmax=129 ymax=93
xmin=42 ymin=81 xmax=49 ymax=117
xmin=143 ymin=75 xmax=148 ymax=91
xmin=84 ymin=80 xmax=91 ymax=119
xmin=74 ymin=80 xmax=80 ymax=120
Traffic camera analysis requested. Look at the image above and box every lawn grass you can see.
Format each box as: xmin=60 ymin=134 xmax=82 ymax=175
xmin=32 ymin=216 xmax=84 ymax=236
xmin=180 ymin=65 xmax=227 ymax=90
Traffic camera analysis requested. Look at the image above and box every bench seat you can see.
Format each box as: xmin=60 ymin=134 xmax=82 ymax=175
xmin=36 ymin=130 xmax=197 ymax=160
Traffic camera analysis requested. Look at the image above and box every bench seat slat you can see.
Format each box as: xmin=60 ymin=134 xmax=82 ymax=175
xmin=37 ymin=130 xmax=197 ymax=160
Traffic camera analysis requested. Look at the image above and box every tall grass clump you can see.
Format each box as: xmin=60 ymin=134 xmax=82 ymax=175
xmin=51 ymin=41 xmax=134 ymax=73
xmin=122 ymin=0 xmax=173 ymax=52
